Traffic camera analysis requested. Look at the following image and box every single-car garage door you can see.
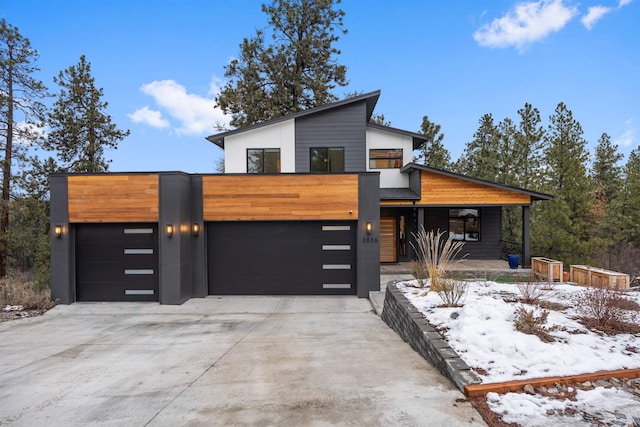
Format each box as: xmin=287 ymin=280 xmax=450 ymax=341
xmin=208 ymin=221 xmax=356 ymax=295
xmin=76 ymin=223 xmax=159 ymax=301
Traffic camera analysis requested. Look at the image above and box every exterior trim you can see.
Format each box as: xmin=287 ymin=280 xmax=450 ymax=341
xmin=401 ymin=163 xmax=553 ymax=201
xmin=207 ymin=90 xmax=381 ymax=149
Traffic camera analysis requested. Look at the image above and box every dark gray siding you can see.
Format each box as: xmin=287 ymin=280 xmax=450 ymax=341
xmin=295 ymin=102 xmax=367 ymax=172
xmin=424 ymin=206 xmax=501 ymax=259
xmin=50 ymin=175 xmax=74 ymax=304
xmin=357 ymin=173 xmax=380 ymax=297
xmin=159 ymin=173 xmax=193 ymax=304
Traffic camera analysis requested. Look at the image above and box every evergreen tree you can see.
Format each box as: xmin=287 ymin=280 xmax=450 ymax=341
xmin=369 ymin=113 xmax=391 ymax=126
xmin=454 ymin=113 xmax=500 ymax=180
xmin=620 ymin=147 xmax=640 ymax=245
xmin=0 ymin=19 xmax=48 ymax=278
xmin=45 ymin=55 xmax=129 ymax=172
xmin=514 ymin=103 xmax=545 ymax=190
xmin=216 ymin=0 xmax=348 ymax=128
xmin=499 ymin=104 xmax=545 ymax=248
xmin=588 ymin=133 xmax=624 ymax=268
xmin=414 ymin=115 xmax=450 ymax=170
xmin=532 ymin=102 xmax=594 ymax=265
xmin=591 ymin=133 xmax=623 ymax=203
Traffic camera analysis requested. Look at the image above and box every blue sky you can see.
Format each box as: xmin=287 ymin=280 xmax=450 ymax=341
xmin=2 ymin=0 xmax=638 ymax=173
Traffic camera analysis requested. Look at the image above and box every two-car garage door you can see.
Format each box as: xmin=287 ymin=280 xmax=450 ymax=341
xmin=74 ymin=221 xmax=356 ymax=300
xmin=207 ymin=221 xmax=356 ymax=295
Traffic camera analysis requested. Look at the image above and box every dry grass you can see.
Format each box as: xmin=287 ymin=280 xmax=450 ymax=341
xmin=1 ymin=277 xmax=56 ymax=312
xmin=410 ymin=227 xmax=467 ymax=291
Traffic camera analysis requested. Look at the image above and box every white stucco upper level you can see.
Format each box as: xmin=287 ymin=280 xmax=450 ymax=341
xmin=224 ymin=119 xmax=296 ymax=173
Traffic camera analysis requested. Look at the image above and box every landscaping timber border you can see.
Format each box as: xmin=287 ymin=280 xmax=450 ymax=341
xmin=464 ymin=368 xmax=640 ymax=398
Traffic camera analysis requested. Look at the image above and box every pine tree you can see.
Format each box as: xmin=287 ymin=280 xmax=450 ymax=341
xmin=500 ymin=104 xmax=545 ymax=247
xmin=216 ymin=0 xmax=348 ymax=128
xmin=591 ymin=133 xmax=623 ymax=203
xmin=0 ymin=19 xmax=48 ymax=278
xmin=454 ymin=113 xmax=500 ymax=180
xmin=532 ymin=102 xmax=594 ymax=264
xmin=588 ymin=133 xmax=623 ymax=269
xmin=414 ymin=115 xmax=450 ymax=170
xmin=45 ymin=55 xmax=129 ymax=172
xmin=514 ymin=103 xmax=545 ymax=190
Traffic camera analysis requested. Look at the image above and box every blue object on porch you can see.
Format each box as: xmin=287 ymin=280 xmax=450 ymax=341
xmin=507 ymin=254 xmax=520 ymax=269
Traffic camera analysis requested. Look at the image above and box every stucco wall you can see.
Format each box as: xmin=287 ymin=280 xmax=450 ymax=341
xmin=366 ymin=127 xmax=411 ymax=188
xmin=224 ymin=119 xmax=295 ymax=173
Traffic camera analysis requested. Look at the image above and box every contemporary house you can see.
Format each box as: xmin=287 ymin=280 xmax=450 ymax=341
xmin=50 ymin=90 xmax=551 ymax=304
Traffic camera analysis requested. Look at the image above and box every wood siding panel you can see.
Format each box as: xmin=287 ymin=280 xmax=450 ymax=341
xmin=421 ymin=171 xmax=531 ymax=205
xmin=203 ymin=175 xmax=359 ymax=221
xmin=68 ymin=175 xmax=159 ymax=222
xmin=295 ymin=102 xmax=367 ymax=172
xmin=380 ymin=217 xmax=397 ymax=263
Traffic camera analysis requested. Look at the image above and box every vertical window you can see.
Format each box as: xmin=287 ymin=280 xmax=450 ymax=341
xmin=247 ymin=148 xmax=280 ymax=173
xmin=449 ymin=208 xmax=480 ymax=241
xmin=310 ymin=147 xmax=345 ymax=172
xmin=369 ymin=149 xmax=403 ymax=169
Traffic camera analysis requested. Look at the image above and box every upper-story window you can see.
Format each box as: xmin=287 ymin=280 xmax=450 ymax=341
xmin=369 ymin=149 xmax=403 ymax=169
xmin=449 ymin=208 xmax=480 ymax=242
xmin=310 ymin=147 xmax=345 ymax=172
xmin=247 ymin=148 xmax=280 ymax=173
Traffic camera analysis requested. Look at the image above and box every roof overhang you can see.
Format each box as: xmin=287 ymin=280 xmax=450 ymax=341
xmin=366 ymin=123 xmax=428 ymax=150
xmin=400 ymin=163 xmax=554 ymax=201
xmin=206 ymin=90 xmax=382 ymax=149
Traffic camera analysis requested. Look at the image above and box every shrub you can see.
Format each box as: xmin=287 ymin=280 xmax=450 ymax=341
xmin=572 ymin=286 xmax=636 ymax=329
xmin=435 ymin=277 xmax=468 ymax=307
xmin=516 ymin=280 xmax=555 ymax=305
xmin=514 ymin=306 xmax=555 ymax=342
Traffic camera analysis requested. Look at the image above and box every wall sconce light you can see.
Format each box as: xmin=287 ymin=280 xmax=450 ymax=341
xmin=54 ymin=225 xmax=63 ymax=238
xmin=166 ymin=224 xmax=174 ymax=238
xmin=192 ymin=223 xmax=200 ymax=237
xmin=366 ymin=221 xmax=373 ymax=235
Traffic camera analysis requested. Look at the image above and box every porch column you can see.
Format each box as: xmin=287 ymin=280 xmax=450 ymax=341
xmin=521 ymin=205 xmax=531 ymax=268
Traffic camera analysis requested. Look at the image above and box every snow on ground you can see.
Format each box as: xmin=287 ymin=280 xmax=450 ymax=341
xmin=398 ymin=280 xmax=640 ymax=382
xmin=397 ymin=279 xmax=640 ymax=426
xmin=487 ymin=387 xmax=640 ymax=427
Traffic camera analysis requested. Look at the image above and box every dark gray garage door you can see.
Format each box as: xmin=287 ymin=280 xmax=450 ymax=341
xmin=76 ymin=224 xmax=159 ymax=301
xmin=208 ymin=221 xmax=356 ymax=295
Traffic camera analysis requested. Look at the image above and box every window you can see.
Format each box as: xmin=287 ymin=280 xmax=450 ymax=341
xmin=369 ymin=149 xmax=403 ymax=169
xmin=449 ymin=208 xmax=480 ymax=241
xmin=310 ymin=147 xmax=345 ymax=172
xmin=247 ymin=148 xmax=280 ymax=173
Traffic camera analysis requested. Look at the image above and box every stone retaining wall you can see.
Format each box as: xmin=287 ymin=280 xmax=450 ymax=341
xmin=381 ymin=282 xmax=481 ymax=392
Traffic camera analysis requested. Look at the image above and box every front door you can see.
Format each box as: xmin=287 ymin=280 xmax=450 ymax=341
xmin=380 ymin=217 xmax=397 ymax=263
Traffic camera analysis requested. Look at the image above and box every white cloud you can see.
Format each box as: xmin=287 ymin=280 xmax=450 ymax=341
xmin=614 ymin=119 xmax=636 ymax=148
xmin=581 ymin=6 xmax=612 ymax=30
xmin=473 ymin=0 xmax=578 ymax=51
xmin=128 ymin=106 xmax=170 ymax=129
xmin=131 ymin=77 xmax=229 ymax=136
xmin=618 ymin=0 xmax=632 ymax=7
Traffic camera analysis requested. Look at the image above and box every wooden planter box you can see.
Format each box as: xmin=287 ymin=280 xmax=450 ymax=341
xmin=531 ymin=257 xmax=563 ymax=282
xmin=569 ymin=265 xmax=630 ymax=290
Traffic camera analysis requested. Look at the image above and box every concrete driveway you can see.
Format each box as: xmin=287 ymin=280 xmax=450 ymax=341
xmin=0 ymin=296 xmax=484 ymax=426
